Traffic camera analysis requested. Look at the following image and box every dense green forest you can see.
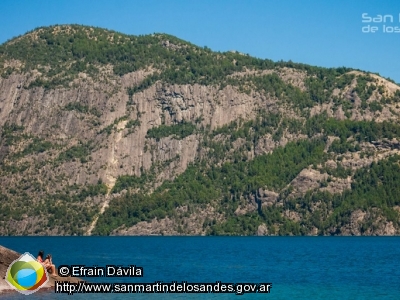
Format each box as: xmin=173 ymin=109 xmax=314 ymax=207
xmin=94 ymin=138 xmax=327 ymax=235
xmin=0 ymin=25 xmax=356 ymax=90
xmin=94 ymin=112 xmax=400 ymax=235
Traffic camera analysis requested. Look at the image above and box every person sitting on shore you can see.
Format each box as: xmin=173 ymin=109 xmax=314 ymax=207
xmin=43 ymin=254 xmax=57 ymax=276
xmin=36 ymin=250 xmax=45 ymax=263
xmin=37 ymin=250 xmax=57 ymax=276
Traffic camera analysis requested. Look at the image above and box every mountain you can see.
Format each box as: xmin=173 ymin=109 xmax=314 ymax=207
xmin=1 ymin=25 xmax=400 ymax=236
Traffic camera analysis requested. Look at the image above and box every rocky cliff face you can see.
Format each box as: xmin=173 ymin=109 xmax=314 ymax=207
xmin=0 ymin=70 xmax=271 ymax=234
xmin=1 ymin=25 xmax=400 ymax=236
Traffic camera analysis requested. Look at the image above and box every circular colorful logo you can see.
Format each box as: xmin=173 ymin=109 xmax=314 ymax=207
xmin=6 ymin=252 xmax=49 ymax=295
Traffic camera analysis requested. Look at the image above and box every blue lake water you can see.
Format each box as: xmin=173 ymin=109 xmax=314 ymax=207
xmin=1 ymin=237 xmax=399 ymax=299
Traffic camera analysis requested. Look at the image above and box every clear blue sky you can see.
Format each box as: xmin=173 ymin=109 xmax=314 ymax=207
xmin=1 ymin=0 xmax=400 ymax=82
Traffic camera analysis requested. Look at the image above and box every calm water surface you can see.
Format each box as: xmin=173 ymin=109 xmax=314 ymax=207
xmin=1 ymin=237 xmax=399 ymax=299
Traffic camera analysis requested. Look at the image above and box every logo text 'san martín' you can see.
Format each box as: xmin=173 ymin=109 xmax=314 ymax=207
xmin=361 ymin=13 xmax=400 ymax=33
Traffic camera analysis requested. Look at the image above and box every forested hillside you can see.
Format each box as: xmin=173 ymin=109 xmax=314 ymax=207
xmin=0 ymin=25 xmax=399 ymax=235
